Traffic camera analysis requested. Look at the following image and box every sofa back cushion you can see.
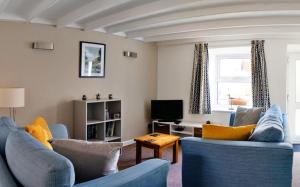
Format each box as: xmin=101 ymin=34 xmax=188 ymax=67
xmin=0 ymin=117 xmax=17 ymax=159
xmin=249 ymin=105 xmax=284 ymax=142
xmin=0 ymin=154 xmax=17 ymax=187
xmin=5 ymin=130 xmax=75 ymax=187
xmin=233 ymin=107 xmax=263 ymax=126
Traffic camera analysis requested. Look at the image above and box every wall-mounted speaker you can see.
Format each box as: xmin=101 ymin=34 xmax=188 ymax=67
xmin=32 ymin=41 xmax=54 ymax=50
xmin=123 ymin=51 xmax=137 ymax=58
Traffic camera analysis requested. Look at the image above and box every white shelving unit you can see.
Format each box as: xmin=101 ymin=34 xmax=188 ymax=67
xmin=74 ymin=99 xmax=121 ymax=142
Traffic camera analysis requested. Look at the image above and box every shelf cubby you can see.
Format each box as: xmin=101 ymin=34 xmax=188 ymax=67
xmin=74 ymin=99 xmax=122 ymax=142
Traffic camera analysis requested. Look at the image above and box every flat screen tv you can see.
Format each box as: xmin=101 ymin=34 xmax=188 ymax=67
xmin=151 ymin=100 xmax=183 ymax=121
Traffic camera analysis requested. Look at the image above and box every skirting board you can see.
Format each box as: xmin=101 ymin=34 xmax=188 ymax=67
xmin=122 ymin=139 xmax=135 ymax=147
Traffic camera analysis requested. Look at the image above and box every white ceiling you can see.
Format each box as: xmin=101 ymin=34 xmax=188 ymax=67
xmin=1 ymin=0 xmax=300 ymax=43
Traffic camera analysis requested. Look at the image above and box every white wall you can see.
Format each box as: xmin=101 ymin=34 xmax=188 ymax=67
xmin=157 ymin=39 xmax=291 ymax=124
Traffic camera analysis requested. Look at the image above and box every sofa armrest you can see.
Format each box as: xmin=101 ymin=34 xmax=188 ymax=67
xmin=74 ymin=159 xmax=170 ymax=187
xmin=182 ymin=137 xmax=293 ymax=187
xmin=49 ymin=124 xmax=69 ymax=139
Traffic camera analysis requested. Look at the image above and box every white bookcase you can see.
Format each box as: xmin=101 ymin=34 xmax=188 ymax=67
xmin=74 ymin=99 xmax=121 ymax=142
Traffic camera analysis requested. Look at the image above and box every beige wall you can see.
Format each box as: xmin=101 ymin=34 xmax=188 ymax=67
xmin=0 ymin=22 xmax=157 ymax=141
xmin=157 ymin=44 xmax=230 ymax=124
xmin=157 ymin=40 xmax=290 ymax=124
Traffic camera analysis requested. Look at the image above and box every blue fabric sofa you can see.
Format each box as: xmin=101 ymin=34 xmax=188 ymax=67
xmin=181 ymin=112 xmax=293 ymax=187
xmin=0 ymin=117 xmax=170 ymax=187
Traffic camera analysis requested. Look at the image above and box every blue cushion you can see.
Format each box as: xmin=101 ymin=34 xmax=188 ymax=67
xmin=0 ymin=154 xmax=17 ymax=187
xmin=5 ymin=130 xmax=75 ymax=187
xmin=48 ymin=124 xmax=69 ymax=139
xmin=249 ymin=105 xmax=284 ymax=142
xmin=0 ymin=117 xmax=17 ymax=159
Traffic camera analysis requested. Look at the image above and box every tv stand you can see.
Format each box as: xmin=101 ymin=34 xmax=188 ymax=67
xmin=152 ymin=120 xmax=203 ymax=138
xmin=158 ymin=119 xmax=181 ymax=124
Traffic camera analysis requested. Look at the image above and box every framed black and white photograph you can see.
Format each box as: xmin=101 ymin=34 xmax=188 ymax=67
xmin=80 ymin=41 xmax=106 ymax=78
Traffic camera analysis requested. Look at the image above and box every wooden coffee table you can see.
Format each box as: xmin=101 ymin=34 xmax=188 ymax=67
xmin=134 ymin=133 xmax=180 ymax=164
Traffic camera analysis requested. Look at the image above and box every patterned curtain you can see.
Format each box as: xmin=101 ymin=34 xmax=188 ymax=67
xmin=251 ymin=40 xmax=270 ymax=111
xmin=189 ymin=43 xmax=211 ymax=114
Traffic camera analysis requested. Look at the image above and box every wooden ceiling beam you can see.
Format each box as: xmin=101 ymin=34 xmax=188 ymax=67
xmin=84 ymin=0 xmax=209 ymax=31
xmin=26 ymin=0 xmax=58 ymax=21
xmin=56 ymin=0 xmax=132 ymax=28
xmin=144 ymin=25 xmax=300 ymax=42
xmin=106 ymin=2 xmax=300 ymax=34
xmin=127 ymin=16 xmax=300 ymax=38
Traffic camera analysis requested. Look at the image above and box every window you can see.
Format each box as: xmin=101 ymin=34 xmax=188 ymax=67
xmin=209 ymin=47 xmax=252 ymax=111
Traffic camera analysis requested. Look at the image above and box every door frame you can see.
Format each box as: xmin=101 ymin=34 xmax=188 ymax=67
xmin=287 ymin=53 xmax=300 ymax=143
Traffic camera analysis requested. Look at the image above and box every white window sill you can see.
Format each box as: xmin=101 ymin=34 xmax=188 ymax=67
xmin=212 ymin=105 xmax=253 ymax=113
xmin=212 ymin=108 xmax=235 ymax=113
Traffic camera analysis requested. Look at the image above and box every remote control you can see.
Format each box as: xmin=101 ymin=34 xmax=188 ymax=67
xmin=149 ymin=133 xmax=160 ymax=137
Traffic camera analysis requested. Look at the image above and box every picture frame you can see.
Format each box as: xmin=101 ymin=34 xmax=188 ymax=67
xmin=79 ymin=41 xmax=106 ymax=78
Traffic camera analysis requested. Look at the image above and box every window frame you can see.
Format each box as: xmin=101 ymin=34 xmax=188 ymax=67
xmin=212 ymin=53 xmax=252 ymax=111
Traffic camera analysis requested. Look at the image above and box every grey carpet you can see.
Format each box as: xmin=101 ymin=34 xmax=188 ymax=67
xmin=118 ymin=144 xmax=299 ymax=187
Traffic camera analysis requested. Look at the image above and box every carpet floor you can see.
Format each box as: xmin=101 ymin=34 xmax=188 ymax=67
xmin=118 ymin=144 xmax=300 ymax=187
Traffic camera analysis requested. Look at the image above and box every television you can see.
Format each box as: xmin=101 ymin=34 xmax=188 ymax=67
xmin=151 ymin=100 xmax=183 ymax=121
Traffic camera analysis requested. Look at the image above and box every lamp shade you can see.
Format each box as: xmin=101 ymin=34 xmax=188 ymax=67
xmin=0 ymin=88 xmax=25 ymax=108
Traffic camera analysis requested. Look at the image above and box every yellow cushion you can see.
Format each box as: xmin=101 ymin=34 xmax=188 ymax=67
xmin=202 ymin=124 xmax=256 ymax=141
xmin=33 ymin=117 xmax=53 ymax=140
xmin=25 ymin=117 xmax=53 ymax=150
xmin=25 ymin=125 xmax=53 ymax=150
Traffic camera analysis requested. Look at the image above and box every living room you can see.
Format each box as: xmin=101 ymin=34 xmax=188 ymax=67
xmin=0 ymin=0 xmax=299 ymax=187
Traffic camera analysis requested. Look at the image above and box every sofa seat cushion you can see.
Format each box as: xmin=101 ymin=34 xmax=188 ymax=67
xmin=0 ymin=154 xmax=17 ymax=187
xmin=202 ymin=124 xmax=256 ymax=141
xmin=249 ymin=105 xmax=284 ymax=142
xmin=0 ymin=117 xmax=17 ymax=159
xmin=5 ymin=130 xmax=75 ymax=187
xmin=51 ymin=139 xmax=122 ymax=183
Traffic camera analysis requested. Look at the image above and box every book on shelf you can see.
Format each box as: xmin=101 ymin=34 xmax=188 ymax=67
xmin=111 ymin=122 xmax=115 ymax=137
xmin=88 ymin=125 xmax=98 ymax=139
xmin=105 ymin=108 xmax=110 ymax=120
xmin=106 ymin=122 xmax=116 ymax=137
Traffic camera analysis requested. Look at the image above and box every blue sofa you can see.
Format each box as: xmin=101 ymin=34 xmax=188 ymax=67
xmin=0 ymin=117 xmax=170 ymax=187
xmin=181 ymin=112 xmax=293 ymax=187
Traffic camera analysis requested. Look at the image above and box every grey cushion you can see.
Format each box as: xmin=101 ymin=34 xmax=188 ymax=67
xmin=249 ymin=104 xmax=284 ymax=142
xmin=5 ymin=130 xmax=75 ymax=187
xmin=233 ymin=107 xmax=263 ymax=126
xmin=51 ymin=139 xmax=122 ymax=183
xmin=0 ymin=154 xmax=17 ymax=187
xmin=0 ymin=117 xmax=17 ymax=159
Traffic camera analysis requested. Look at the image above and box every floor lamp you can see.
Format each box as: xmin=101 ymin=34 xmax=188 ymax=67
xmin=0 ymin=88 xmax=25 ymax=122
